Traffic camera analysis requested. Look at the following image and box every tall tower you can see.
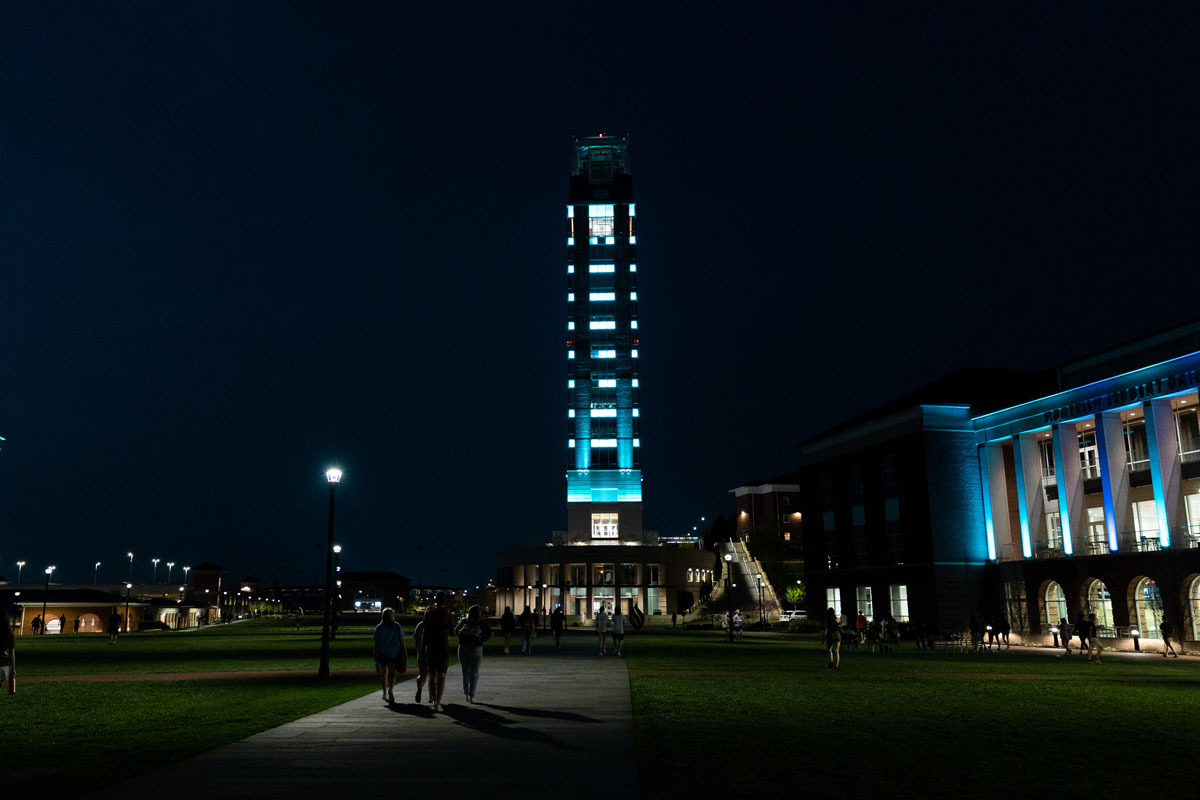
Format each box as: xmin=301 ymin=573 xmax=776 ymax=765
xmin=564 ymin=135 xmax=647 ymax=545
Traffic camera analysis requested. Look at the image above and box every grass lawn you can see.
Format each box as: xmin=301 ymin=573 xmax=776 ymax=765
xmin=627 ymin=630 xmax=1200 ymax=799
xmin=0 ymin=617 xmax=414 ymax=798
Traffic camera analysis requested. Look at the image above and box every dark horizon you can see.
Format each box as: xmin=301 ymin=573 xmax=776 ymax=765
xmin=4 ymin=5 xmax=1199 ymax=588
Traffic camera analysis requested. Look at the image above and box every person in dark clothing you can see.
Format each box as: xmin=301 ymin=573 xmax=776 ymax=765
xmin=518 ymin=605 xmax=535 ymax=655
xmin=422 ymin=593 xmax=454 ymax=712
xmin=455 ymin=605 xmax=492 ymax=703
xmin=1160 ymin=619 xmax=1179 ymax=657
xmin=550 ymin=604 xmax=565 ymax=648
xmin=823 ymin=607 xmax=841 ymax=670
xmin=107 ymin=608 xmax=122 ymax=644
xmin=998 ymin=617 xmax=1011 ymax=648
xmin=499 ymin=606 xmax=516 ymax=654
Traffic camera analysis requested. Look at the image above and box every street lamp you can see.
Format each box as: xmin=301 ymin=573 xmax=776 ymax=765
xmin=331 ymin=545 xmax=342 ymax=640
xmin=167 ymin=562 xmax=175 ymax=584
xmin=94 ymin=561 xmax=102 ymax=585
xmin=42 ymin=566 xmax=56 ymax=634
xmin=182 ymin=565 xmax=190 ymax=584
xmin=757 ymin=573 xmax=765 ymax=629
xmin=124 ymin=583 xmax=132 ymax=633
xmin=127 ymin=552 xmax=134 ymax=583
xmin=319 ymin=467 xmax=342 ymax=680
xmin=724 ymin=553 xmax=734 ymax=643
xmin=16 ymin=561 xmax=25 ymax=584
xmin=151 ymin=558 xmax=160 ymax=584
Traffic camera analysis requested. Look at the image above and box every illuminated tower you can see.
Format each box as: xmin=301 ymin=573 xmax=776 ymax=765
xmin=564 ymin=135 xmax=646 ymax=544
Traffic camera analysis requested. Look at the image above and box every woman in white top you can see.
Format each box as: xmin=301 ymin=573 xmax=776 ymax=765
xmin=595 ymin=605 xmax=610 ymax=655
xmin=610 ymin=604 xmax=626 ymax=656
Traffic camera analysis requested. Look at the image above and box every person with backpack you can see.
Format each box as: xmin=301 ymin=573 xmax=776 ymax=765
xmin=455 ymin=605 xmax=492 ymax=703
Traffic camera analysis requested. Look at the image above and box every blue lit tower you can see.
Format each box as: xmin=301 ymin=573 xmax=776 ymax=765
xmin=564 ymin=135 xmax=647 ymax=545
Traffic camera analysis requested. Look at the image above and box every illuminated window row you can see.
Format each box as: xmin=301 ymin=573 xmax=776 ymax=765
xmin=575 ymin=378 xmax=641 ymax=389
xmin=590 ymin=321 xmax=616 ymax=330
xmin=566 ymin=439 xmax=643 ymax=449
xmin=588 ymin=292 xmax=638 ymax=302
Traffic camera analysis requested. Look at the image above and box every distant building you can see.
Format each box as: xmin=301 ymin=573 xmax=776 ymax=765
xmin=495 ymin=136 xmax=713 ymax=620
xmin=799 ymin=321 xmax=1200 ymax=650
xmin=730 ymin=473 xmax=803 ymax=547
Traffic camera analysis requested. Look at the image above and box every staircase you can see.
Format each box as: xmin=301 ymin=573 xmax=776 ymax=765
xmin=718 ymin=540 xmax=781 ymax=624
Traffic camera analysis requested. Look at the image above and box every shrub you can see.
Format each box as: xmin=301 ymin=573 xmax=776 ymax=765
xmin=788 ymin=618 xmax=822 ymax=634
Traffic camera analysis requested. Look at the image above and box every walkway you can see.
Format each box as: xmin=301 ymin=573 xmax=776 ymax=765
xmin=85 ymin=630 xmax=638 ymax=800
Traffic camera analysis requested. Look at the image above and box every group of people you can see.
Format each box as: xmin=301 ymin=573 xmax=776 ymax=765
xmin=1056 ymin=614 xmax=1106 ymax=661
xmin=721 ymin=610 xmax=744 ymax=640
xmin=593 ymin=603 xmax=627 ymax=655
xmin=497 ymin=604 xmax=565 ymax=654
xmin=968 ymin=615 xmax=1012 ymax=651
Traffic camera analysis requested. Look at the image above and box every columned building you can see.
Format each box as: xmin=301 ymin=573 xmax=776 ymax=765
xmin=495 ymin=136 xmax=713 ymax=621
xmin=800 ymin=321 xmax=1200 ymax=650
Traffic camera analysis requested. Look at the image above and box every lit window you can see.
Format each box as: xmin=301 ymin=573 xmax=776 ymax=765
xmin=589 ymin=237 xmax=598 ymax=245
xmin=630 ymin=292 xmax=637 ymax=301
xmin=590 ymin=320 xmax=616 ymax=330
xmin=568 ymin=439 xmax=575 ymax=448
xmin=589 ymin=204 xmax=615 ymax=217
xmin=568 ymin=351 xmax=575 ymax=359
xmin=567 ymin=237 xmax=574 ymax=246
xmin=567 ymin=265 xmax=574 ymax=273
xmin=598 ymin=379 xmax=617 ymax=388
xmin=590 ymin=264 xmax=615 ymax=273
xmin=592 ymin=349 xmax=616 ymax=359
xmin=567 ymin=206 xmax=574 ymax=218
xmin=632 ymin=409 xmax=639 ymax=417
xmin=629 ymin=236 xmax=636 ymax=244
xmin=629 ymin=204 xmax=636 ymax=217
xmin=567 ymin=322 xmax=575 ymax=330
xmin=589 ymin=205 xmax=614 ymax=238
xmin=568 ymin=293 xmax=575 ymax=302
xmin=590 ymin=292 xmax=616 ymax=301
xmin=631 ymin=321 xmax=638 ymax=329
xmin=630 ymin=264 xmax=637 ymax=272
xmin=591 ymin=409 xmax=617 ymax=418
xmin=592 ymin=439 xmax=617 ymax=448
xmin=632 ymin=379 xmax=639 ymax=387
xmin=605 ymin=236 xmax=614 ymax=245
xmin=568 ymin=380 xmax=575 ymax=388
xmin=592 ymin=512 xmax=619 ymax=539
xmin=631 ymin=349 xmax=638 ymax=358
xmin=633 ymin=439 xmax=641 ymax=448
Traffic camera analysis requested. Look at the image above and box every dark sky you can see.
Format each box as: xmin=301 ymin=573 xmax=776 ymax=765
xmin=3 ymin=4 xmax=1199 ymax=589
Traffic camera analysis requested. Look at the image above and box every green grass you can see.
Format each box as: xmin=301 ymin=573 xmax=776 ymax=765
xmin=627 ymin=631 xmax=1200 ymax=799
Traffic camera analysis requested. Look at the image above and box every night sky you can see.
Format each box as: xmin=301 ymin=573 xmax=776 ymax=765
xmin=4 ymin=5 xmax=1199 ymax=590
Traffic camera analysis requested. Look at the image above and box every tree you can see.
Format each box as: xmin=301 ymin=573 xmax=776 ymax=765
xmin=785 ymin=585 xmax=803 ymax=608
xmin=677 ymin=591 xmax=695 ymax=615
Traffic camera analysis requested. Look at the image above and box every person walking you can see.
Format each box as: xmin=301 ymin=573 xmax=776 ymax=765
xmin=823 ymin=607 xmax=841 ymax=670
xmin=372 ymin=607 xmax=407 ymax=704
xmin=1086 ymin=613 xmax=1103 ymax=663
xmin=550 ymin=604 xmax=565 ymax=648
xmin=1160 ymin=618 xmax=1179 ymax=657
xmin=733 ymin=610 xmax=744 ymax=642
xmin=72 ymin=617 xmax=80 ymax=635
xmin=455 ymin=605 xmax=491 ymax=703
xmin=518 ymin=605 xmax=535 ymax=655
xmin=611 ymin=603 xmax=627 ymax=656
xmin=499 ymin=606 xmax=516 ymax=654
xmin=423 ymin=592 xmax=454 ymax=712
xmin=595 ymin=604 xmax=610 ymax=655
xmin=412 ymin=618 xmax=429 ymax=703
xmin=1 ymin=605 xmax=15 ymax=695
xmin=855 ymin=610 xmax=868 ymax=644
xmin=31 ymin=616 xmax=42 ymax=636
xmin=106 ymin=608 xmax=121 ymax=645
xmin=293 ymin=606 xmax=304 ymax=631
xmin=1059 ymin=617 xmax=1072 ymax=656
xmin=999 ymin=616 xmax=1011 ymax=649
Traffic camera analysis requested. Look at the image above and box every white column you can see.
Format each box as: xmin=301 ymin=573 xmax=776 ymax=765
xmin=978 ymin=443 xmax=1012 ymax=560
xmin=1052 ymin=422 xmax=1084 ymax=556
xmin=1097 ymin=411 xmax=1132 ymax=551
xmin=1144 ymin=398 xmax=1182 ymax=548
xmin=1012 ymin=432 xmax=1044 ymax=559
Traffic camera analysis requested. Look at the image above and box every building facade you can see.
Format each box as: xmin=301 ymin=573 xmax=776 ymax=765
xmin=495 ymin=136 xmax=713 ymax=620
xmin=730 ymin=473 xmax=803 ymax=547
xmin=800 ymin=324 xmax=1200 ymax=650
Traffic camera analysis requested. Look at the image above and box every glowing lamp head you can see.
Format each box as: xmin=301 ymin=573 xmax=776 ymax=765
xmin=333 ymin=545 xmax=342 ymax=554
xmin=95 ymin=561 xmax=101 ymax=568
xmin=1132 ymin=628 xmax=1141 ymax=637
xmin=46 ymin=566 xmax=55 ymax=575
xmin=127 ymin=552 xmax=133 ymax=559
xmin=1051 ymin=627 xmax=1059 ymax=634
xmin=724 ymin=554 xmax=733 ymax=563
xmin=125 ymin=582 xmax=132 ymax=589
xmin=326 ymin=468 xmax=343 ymax=484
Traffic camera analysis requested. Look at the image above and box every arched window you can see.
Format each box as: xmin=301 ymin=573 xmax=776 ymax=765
xmin=1133 ymin=577 xmax=1163 ymax=639
xmin=1189 ymin=575 xmax=1200 ymax=641
xmin=1084 ymin=578 xmax=1115 ymax=633
xmin=1045 ymin=581 xmax=1068 ymax=626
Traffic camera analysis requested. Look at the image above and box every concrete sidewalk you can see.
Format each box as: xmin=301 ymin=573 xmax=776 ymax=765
xmin=86 ymin=630 xmax=638 ymax=800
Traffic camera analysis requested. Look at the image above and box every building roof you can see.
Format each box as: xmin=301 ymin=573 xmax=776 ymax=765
xmin=729 ymin=471 xmax=801 ymax=494
xmin=1056 ymin=317 xmax=1200 ymax=391
xmin=1 ymin=588 xmax=148 ymax=606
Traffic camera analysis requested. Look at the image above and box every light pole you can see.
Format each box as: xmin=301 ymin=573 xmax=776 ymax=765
xmin=127 ymin=552 xmax=134 ymax=583
xmin=167 ymin=562 xmax=175 ymax=584
xmin=757 ymin=573 xmax=765 ymax=629
xmin=331 ymin=545 xmax=342 ymax=641
xmin=182 ymin=566 xmax=190 ymax=585
xmin=151 ymin=558 xmax=160 ymax=584
xmin=178 ymin=587 xmax=186 ymax=628
xmin=724 ymin=553 xmax=734 ymax=643
xmin=124 ymin=583 xmax=132 ymax=633
xmin=17 ymin=561 xmax=26 ymax=584
xmin=94 ymin=561 xmax=101 ymax=585
xmin=318 ymin=467 xmax=342 ymax=680
xmin=42 ymin=566 xmax=56 ymax=634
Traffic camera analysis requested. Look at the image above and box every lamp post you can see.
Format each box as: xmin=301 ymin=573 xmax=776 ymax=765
xmin=94 ymin=561 xmax=101 ymax=585
xmin=318 ymin=467 xmax=342 ymax=680
xmin=183 ymin=565 xmax=190 ymax=585
xmin=124 ymin=583 xmax=132 ymax=633
xmin=724 ymin=553 xmax=734 ymax=643
xmin=151 ymin=558 xmax=160 ymax=584
xmin=757 ymin=572 xmax=765 ymax=629
xmin=16 ymin=561 xmax=25 ymax=584
xmin=166 ymin=562 xmax=175 ymax=584
xmin=127 ymin=552 xmax=134 ymax=583
xmin=42 ymin=566 xmax=56 ymax=634
xmin=331 ymin=545 xmax=342 ymax=640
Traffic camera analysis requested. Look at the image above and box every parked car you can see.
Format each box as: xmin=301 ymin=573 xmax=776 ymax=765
xmin=778 ymin=610 xmax=807 ymax=623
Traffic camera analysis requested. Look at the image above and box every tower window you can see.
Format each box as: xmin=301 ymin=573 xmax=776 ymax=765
xmin=589 ymin=264 xmax=615 ymax=273
xmin=589 ymin=292 xmax=615 ymax=302
xmin=592 ymin=513 xmax=619 ymax=540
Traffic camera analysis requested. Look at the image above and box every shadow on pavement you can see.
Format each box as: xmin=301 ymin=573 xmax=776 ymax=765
xmin=387 ymin=703 xmax=436 ymax=718
xmin=479 ymin=703 xmax=598 ymax=723
xmin=441 ymin=704 xmax=580 ymax=749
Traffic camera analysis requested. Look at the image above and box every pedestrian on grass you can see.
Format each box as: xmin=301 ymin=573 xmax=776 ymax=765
xmin=1059 ymin=618 xmax=1072 ymax=655
xmin=1087 ymin=613 xmax=1104 ymax=663
xmin=1 ymin=605 xmax=15 ymax=694
xmin=293 ymin=606 xmax=303 ymax=631
xmin=611 ymin=603 xmax=627 ymax=656
xmin=1160 ymin=619 xmax=1179 ymax=657
xmin=823 ymin=607 xmax=841 ymax=670
xmin=455 ymin=605 xmax=491 ymax=703
xmin=671 ymin=612 xmax=677 ymax=629
xmin=856 ymin=610 xmax=868 ymax=644
xmin=422 ymin=593 xmax=454 ymax=712
xmin=73 ymin=617 xmax=80 ymax=634
xmin=499 ymin=606 xmax=516 ymax=654
xmin=372 ymin=607 xmax=407 ymax=704
xmin=550 ymin=604 xmax=565 ymax=648
xmin=733 ymin=610 xmax=744 ymax=642
xmin=106 ymin=608 xmax=121 ymax=644
xmin=596 ymin=604 xmax=610 ymax=655
xmin=31 ymin=616 xmax=42 ymax=636
xmin=999 ymin=616 xmax=1011 ymax=649
xmin=412 ymin=619 xmax=429 ymax=703
xmin=518 ymin=604 xmax=535 ymax=655
xmin=1076 ymin=613 xmax=1091 ymax=655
